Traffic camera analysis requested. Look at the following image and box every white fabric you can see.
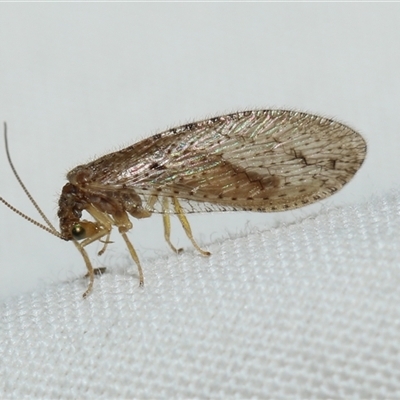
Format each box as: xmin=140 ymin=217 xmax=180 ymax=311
xmin=2 ymin=191 xmax=400 ymax=399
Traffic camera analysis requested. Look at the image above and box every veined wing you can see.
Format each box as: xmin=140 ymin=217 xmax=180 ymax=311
xmin=67 ymin=110 xmax=366 ymax=214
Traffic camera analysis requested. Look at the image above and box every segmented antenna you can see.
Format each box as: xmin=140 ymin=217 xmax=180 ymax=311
xmin=0 ymin=122 xmax=66 ymax=240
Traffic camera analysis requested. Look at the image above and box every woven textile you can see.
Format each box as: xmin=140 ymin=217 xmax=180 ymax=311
xmin=1 ymin=192 xmax=400 ymax=399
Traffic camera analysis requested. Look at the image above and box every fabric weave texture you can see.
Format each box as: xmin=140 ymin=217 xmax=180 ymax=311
xmin=1 ymin=191 xmax=400 ymax=399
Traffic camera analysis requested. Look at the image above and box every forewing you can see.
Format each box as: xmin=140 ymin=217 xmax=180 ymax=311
xmin=72 ymin=110 xmax=366 ymax=214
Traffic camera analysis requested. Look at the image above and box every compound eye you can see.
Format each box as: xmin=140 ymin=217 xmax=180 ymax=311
xmin=72 ymin=223 xmax=86 ymax=240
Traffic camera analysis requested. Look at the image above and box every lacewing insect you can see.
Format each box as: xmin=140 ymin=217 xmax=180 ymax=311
xmin=1 ymin=110 xmax=366 ymax=297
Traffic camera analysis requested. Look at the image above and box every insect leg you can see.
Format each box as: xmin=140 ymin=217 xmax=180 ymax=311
xmin=98 ymin=232 xmax=112 ymax=256
xmin=78 ymin=205 xmax=115 ymax=297
xmin=111 ymin=210 xmax=144 ymax=286
xmin=81 ymin=205 xmax=114 ymax=247
xmin=162 ymin=197 xmax=183 ymax=254
xmin=73 ymin=240 xmax=96 ymax=298
xmin=172 ymin=197 xmax=211 ymax=257
xmin=120 ymin=232 xmax=144 ymax=286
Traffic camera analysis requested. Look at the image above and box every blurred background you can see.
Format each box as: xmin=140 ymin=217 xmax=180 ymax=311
xmin=0 ymin=3 xmax=398 ymax=298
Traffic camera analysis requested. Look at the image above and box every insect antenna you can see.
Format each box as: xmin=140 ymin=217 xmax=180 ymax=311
xmin=1 ymin=122 xmax=66 ymax=240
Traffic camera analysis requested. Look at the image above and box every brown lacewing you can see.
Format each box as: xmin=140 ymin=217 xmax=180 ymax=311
xmin=1 ymin=110 xmax=366 ymax=297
